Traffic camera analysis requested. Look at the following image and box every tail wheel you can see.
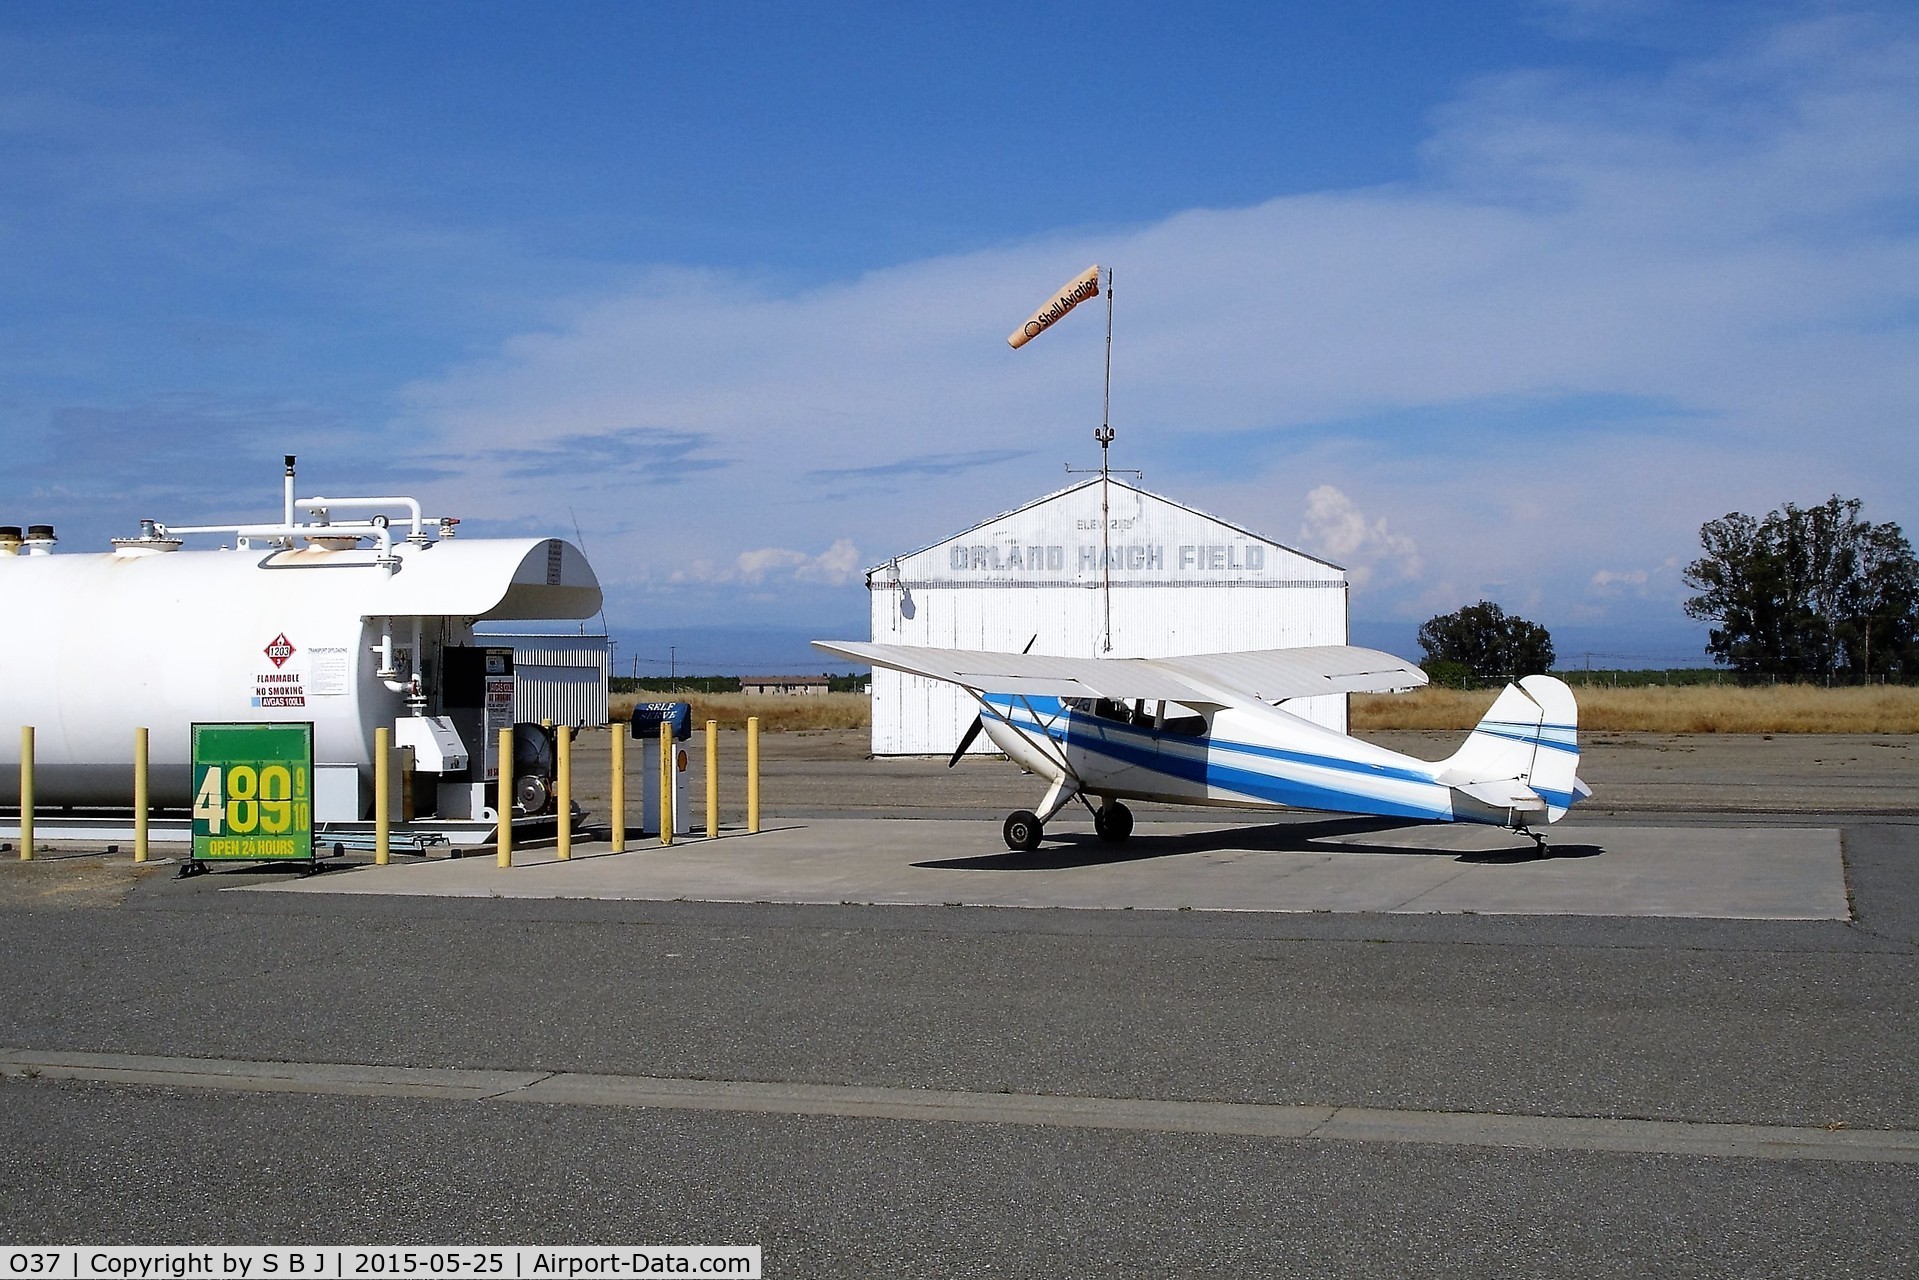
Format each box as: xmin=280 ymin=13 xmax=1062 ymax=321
xmin=1094 ymin=801 xmax=1134 ymax=843
xmin=1003 ymin=810 xmax=1044 ymax=852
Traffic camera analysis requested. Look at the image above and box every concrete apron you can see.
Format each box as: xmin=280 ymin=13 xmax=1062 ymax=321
xmin=232 ymin=818 xmax=1850 ymax=920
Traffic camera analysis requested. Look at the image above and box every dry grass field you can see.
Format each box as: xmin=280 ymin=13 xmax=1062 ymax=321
xmin=610 ymin=690 xmax=870 ymax=733
xmin=1352 ymin=683 xmax=1919 ymax=734
xmin=617 ymin=684 xmax=1919 ymax=735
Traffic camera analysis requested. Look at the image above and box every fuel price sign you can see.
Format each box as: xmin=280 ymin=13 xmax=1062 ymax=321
xmin=190 ymin=722 xmax=315 ymax=863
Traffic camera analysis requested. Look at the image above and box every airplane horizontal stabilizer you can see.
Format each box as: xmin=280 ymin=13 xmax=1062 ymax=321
xmin=1445 ymin=777 xmax=1547 ymax=812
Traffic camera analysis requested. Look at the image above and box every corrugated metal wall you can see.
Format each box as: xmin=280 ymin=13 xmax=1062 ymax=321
xmin=484 ymin=635 xmax=610 ymax=727
xmin=868 ymin=478 xmax=1349 ymax=755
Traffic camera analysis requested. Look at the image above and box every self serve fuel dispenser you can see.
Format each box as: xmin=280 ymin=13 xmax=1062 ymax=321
xmin=631 ymin=702 xmax=692 ymax=835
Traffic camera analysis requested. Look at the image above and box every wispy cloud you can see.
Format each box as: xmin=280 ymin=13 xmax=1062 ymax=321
xmin=14 ymin=396 xmax=369 ymax=525
xmin=479 ymin=426 xmax=732 ymax=483
xmin=806 ymin=449 xmax=1035 ymax=492
xmin=673 ymin=539 xmax=864 ymax=587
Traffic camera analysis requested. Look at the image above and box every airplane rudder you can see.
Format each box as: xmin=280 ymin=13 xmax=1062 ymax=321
xmin=1516 ymin=674 xmax=1579 ymax=733
xmin=1515 ymin=675 xmax=1583 ymax=816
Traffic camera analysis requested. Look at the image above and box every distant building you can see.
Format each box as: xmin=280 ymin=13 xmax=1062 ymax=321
xmin=867 ymin=476 xmax=1348 ymax=755
xmin=741 ymin=675 xmax=832 ymax=697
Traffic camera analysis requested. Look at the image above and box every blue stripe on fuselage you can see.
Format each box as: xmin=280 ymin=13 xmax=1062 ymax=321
xmin=986 ymin=696 xmax=1452 ymax=821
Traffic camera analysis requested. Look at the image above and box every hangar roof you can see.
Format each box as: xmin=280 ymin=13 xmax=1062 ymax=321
xmin=865 ymin=475 xmax=1343 ymax=585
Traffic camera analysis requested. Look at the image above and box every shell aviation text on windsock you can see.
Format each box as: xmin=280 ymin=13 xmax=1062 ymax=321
xmin=1007 ymin=264 xmax=1103 ymax=348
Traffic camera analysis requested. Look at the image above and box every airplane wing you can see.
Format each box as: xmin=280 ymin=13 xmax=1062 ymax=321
xmin=1153 ymin=648 xmax=1428 ymax=700
xmin=812 ymin=641 xmax=1427 ymax=707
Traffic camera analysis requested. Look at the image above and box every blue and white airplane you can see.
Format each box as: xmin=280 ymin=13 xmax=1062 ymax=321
xmin=814 ymin=641 xmax=1591 ymax=852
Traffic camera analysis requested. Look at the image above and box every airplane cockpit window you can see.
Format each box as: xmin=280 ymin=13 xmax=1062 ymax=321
xmin=1063 ymin=697 xmax=1135 ymax=723
xmin=1065 ymin=697 xmax=1209 ymax=735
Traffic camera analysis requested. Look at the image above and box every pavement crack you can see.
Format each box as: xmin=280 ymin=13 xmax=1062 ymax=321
xmin=481 ymin=1070 xmax=558 ymax=1101
xmin=1301 ymin=1106 xmax=1342 ymax=1139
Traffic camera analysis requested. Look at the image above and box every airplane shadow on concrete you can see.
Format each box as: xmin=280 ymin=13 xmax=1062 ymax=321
xmin=913 ymin=814 xmax=1604 ymax=872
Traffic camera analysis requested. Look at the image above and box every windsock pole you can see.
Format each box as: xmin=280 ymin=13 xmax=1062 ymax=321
xmin=1008 ymin=263 xmax=1117 ymax=651
xmin=1099 ymin=268 xmax=1114 ymax=651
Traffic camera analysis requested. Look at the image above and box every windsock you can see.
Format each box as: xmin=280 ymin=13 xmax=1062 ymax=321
xmin=1007 ymin=264 xmax=1102 ymax=349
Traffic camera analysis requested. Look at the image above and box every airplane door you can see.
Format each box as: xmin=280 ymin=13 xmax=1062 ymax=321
xmin=1063 ymin=699 xmax=1160 ymax=797
xmin=1146 ymin=701 xmax=1215 ymax=802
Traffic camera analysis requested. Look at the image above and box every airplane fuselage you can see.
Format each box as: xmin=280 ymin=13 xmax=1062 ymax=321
xmin=981 ymin=693 xmax=1515 ymax=826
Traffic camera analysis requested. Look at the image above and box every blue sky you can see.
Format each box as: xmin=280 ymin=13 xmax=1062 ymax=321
xmin=4 ymin=1 xmax=1915 ymax=672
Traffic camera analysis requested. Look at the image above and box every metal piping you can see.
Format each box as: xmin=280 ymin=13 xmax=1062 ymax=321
xmin=407 ymin=617 xmax=426 ymax=713
xmin=145 ymin=468 xmax=452 ymax=574
xmin=375 ymin=617 xmax=398 ymax=682
xmin=297 ymin=496 xmax=427 ymax=543
xmin=162 ymin=520 xmax=398 ymax=569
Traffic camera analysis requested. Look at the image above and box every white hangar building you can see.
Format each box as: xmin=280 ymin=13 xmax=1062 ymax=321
xmin=866 ymin=476 xmax=1350 ymax=755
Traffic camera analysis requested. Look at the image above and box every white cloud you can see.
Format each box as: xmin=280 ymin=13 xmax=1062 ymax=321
xmin=1590 ymin=568 xmax=1650 ymax=588
xmin=794 ymin=538 xmax=863 ymax=584
xmin=675 ymin=540 xmax=864 ymax=588
xmin=1298 ymin=485 xmax=1423 ymax=587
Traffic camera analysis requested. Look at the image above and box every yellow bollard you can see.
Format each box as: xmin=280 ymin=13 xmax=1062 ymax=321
xmin=19 ymin=725 xmax=33 ymax=860
xmin=133 ymin=727 xmax=149 ymax=864
xmin=374 ymin=726 xmax=391 ymax=865
xmin=747 ymin=715 xmax=760 ymax=833
xmin=496 ymin=725 xmax=514 ymax=868
xmin=706 ymin=719 xmax=719 ymax=840
xmin=556 ymin=726 xmax=572 ymax=861
xmin=659 ymin=720 xmax=673 ymax=846
xmin=610 ymin=727 xmax=626 ymax=853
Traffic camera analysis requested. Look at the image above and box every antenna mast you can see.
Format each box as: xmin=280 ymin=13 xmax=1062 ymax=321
xmin=1098 ymin=269 xmax=1115 ymax=651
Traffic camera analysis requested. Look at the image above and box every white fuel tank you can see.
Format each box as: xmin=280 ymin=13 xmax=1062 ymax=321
xmin=0 ymin=535 xmax=601 ymax=810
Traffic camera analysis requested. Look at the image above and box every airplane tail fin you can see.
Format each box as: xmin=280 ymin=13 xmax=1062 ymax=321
xmin=1438 ymin=675 xmax=1589 ymax=826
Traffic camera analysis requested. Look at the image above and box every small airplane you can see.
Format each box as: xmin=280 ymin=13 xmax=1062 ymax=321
xmin=813 ymin=641 xmax=1591 ymax=852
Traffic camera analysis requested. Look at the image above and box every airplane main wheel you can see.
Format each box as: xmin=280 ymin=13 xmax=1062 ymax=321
xmin=1003 ymin=810 xmax=1044 ymax=852
xmin=1094 ymin=801 xmax=1134 ymax=843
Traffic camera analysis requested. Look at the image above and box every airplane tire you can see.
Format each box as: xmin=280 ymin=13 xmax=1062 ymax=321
xmin=1003 ymin=810 xmax=1044 ymax=852
xmin=1094 ymin=801 xmax=1134 ymax=843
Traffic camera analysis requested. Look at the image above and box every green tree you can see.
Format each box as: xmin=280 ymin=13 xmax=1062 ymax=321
xmin=1416 ymin=601 xmax=1555 ymax=685
xmin=1683 ymin=496 xmax=1919 ymax=678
